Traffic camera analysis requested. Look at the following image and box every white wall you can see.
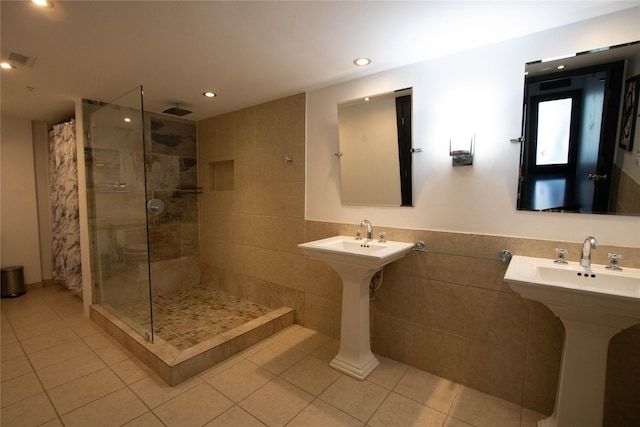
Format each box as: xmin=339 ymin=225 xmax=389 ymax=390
xmin=1 ymin=117 xmax=43 ymax=283
xmin=306 ymin=8 xmax=640 ymax=248
xmin=32 ymin=121 xmax=53 ymax=281
xmin=75 ymin=99 xmax=92 ymax=315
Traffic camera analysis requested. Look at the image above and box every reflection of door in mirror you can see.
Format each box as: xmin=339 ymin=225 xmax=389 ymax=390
xmin=518 ymin=61 xmax=624 ymax=213
xmin=396 ymin=94 xmax=413 ymax=206
xmin=338 ymin=88 xmax=413 ymax=206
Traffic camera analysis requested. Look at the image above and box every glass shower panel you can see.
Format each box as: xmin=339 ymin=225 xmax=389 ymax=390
xmin=86 ymin=86 xmax=153 ymax=342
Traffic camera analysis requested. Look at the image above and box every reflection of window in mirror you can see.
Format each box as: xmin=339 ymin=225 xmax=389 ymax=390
xmin=528 ymin=90 xmax=581 ymax=174
xmin=536 ymin=98 xmax=572 ymax=165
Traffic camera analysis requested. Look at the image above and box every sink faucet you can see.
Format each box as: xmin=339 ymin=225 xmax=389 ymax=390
xmin=360 ymin=219 xmax=373 ymax=241
xmin=581 ymin=236 xmax=598 ymax=267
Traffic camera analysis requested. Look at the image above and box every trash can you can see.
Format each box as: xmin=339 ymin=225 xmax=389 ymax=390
xmin=1 ymin=266 xmax=26 ymax=298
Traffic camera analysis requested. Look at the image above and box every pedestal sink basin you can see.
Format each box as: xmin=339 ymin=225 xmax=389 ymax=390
xmin=505 ymin=255 xmax=640 ymax=427
xmin=298 ymin=236 xmax=414 ymax=379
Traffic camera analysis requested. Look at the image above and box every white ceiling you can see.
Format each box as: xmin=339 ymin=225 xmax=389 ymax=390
xmin=2 ymin=1 xmax=639 ymax=123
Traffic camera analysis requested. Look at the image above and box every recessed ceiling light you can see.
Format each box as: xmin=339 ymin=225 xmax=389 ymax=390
xmin=32 ymin=0 xmax=54 ymax=7
xmin=353 ymin=57 xmax=371 ymax=66
xmin=557 ymin=65 xmax=565 ymax=70
xmin=203 ymin=91 xmax=216 ymax=98
xmin=0 ymin=62 xmax=15 ymax=70
xmin=124 ymin=117 xmax=132 ymax=123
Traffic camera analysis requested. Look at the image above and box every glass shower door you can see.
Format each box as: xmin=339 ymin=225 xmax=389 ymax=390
xmin=86 ymin=86 xmax=153 ymax=341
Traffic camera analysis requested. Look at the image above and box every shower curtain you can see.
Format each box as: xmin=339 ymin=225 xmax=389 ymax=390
xmin=49 ymin=119 xmax=82 ymax=293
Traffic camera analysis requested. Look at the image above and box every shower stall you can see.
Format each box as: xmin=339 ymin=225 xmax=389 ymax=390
xmin=84 ymin=87 xmax=290 ymax=366
xmin=85 ymin=87 xmax=154 ymax=341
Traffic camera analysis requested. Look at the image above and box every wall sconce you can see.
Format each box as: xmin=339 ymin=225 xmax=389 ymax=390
xmin=449 ymin=135 xmax=475 ymax=167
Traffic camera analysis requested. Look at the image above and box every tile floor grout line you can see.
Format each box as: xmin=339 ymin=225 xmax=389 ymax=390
xmin=4 ymin=293 xmax=71 ymax=426
xmin=366 ymin=385 xmax=393 ymax=426
xmin=5 ymin=290 xmax=132 ymax=426
xmin=211 ymin=339 xmax=348 ymax=426
xmin=378 ymin=364 xmax=456 ymax=419
xmin=42 ymin=291 xmax=124 ymax=424
xmin=63 ymin=315 xmax=165 ymax=423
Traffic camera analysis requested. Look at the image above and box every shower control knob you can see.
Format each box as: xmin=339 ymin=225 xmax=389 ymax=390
xmin=147 ymin=198 xmax=165 ymax=215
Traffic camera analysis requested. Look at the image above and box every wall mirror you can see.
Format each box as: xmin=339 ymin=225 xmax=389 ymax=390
xmin=517 ymin=41 xmax=640 ymax=215
xmin=337 ymin=88 xmax=413 ymax=206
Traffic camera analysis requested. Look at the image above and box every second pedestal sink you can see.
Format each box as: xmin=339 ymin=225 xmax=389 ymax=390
xmin=505 ymin=255 xmax=640 ymax=427
xmin=298 ymin=235 xmax=414 ymax=379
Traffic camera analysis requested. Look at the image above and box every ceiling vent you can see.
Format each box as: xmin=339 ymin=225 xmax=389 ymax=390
xmin=162 ymin=106 xmax=192 ymax=117
xmin=8 ymin=52 xmax=37 ymax=67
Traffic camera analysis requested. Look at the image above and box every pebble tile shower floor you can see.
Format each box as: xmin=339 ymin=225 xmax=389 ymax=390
xmin=112 ymin=287 xmax=272 ymax=350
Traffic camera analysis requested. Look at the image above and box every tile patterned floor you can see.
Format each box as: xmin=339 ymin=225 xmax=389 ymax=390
xmin=1 ymin=285 xmax=546 ymax=427
xmin=112 ymin=287 xmax=272 ymax=350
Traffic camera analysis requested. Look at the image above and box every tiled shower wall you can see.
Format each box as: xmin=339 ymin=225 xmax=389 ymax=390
xmin=145 ymin=114 xmax=200 ymax=294
xmin=196 ymin=93 xmax=640 ymax=426
xmin=197 ymin=93 xmax=306 ymax=322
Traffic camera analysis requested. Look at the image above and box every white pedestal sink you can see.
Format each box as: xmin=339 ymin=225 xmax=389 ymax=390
xmin=505 ymin=255 xmax=640 ymax=427
xmin=298 ymin=236 xmax=414 ymax=379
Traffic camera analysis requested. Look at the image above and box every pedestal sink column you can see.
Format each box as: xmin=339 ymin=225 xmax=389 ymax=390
xmin=541 ymin=319 xmax=620 ymax=427
xmin=297 ymin=236 xmax=415 ymax=380
xmin=504 ymin=255 xmax=640 ymax=427
xmin=328 ymin=264 xmax=379 ymax=380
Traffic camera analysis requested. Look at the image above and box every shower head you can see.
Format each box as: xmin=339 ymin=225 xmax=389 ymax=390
xmin=162 ymin=106 xmax=192 ymax=117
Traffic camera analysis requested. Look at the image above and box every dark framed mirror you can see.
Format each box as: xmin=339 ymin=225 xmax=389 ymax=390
xmin=517 ymin=41 xmax=640 ymax=215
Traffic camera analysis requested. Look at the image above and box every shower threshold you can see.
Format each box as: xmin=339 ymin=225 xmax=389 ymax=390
xmin=89 ymin=288 xmax=294 ymax=386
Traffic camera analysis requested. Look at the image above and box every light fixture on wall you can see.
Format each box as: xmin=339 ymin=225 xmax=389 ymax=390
xmin=32 ymin=0 xmax=54 ymax=7
xmin=449 ymin=134 xmax=475 ymax=167
xmin=353 ymin=57 xmax=371 ymax=66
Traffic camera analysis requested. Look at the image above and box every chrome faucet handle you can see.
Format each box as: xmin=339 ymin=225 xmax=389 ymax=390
xmin=554 ymin=248 xmax=568 ymax=264
xmin=606 ymin=253 xmax=623 ymax=271
xmin=355 ymin=228 xmax=362 ymax=240
xmin=378 ymin=231 xmax=387 ymax=243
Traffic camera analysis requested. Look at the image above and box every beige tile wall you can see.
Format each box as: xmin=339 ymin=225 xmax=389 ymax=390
xmin=197 ymin=93 xmax=307 ymax=326
xmin=614 ymin=165 xmax=640 ymax=214
xmin=301 ymin=222 xmax=640 ymax=421
xmin=197 ymin=93 xmax=640 ymax=425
